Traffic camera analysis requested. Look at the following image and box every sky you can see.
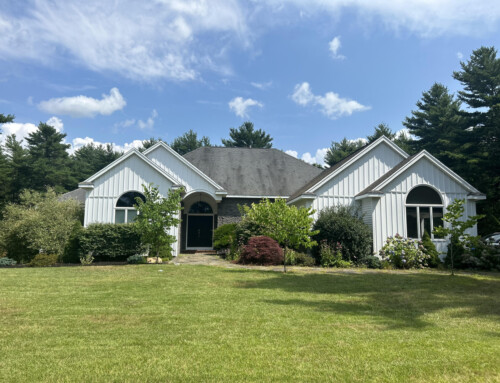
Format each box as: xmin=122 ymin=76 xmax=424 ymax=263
xmin=1 ymin=1 xmax=500 ymax=166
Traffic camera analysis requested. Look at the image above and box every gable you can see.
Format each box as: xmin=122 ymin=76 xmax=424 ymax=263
xmin=144 ymin=143 xmax=224 ymax=194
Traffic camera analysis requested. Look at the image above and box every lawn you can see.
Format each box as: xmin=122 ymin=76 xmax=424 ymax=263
xmin=1 ymin=264 xmax=499 ymax=382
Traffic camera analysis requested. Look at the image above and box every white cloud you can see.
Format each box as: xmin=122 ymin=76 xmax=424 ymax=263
xmin=70 ymin=136 xmax=144 ymax=154
xmin=457 ymin=51 xmax=464 ymax=60
xmin=291 ymin=82 xmax=370 ymax=119
xmin=251 ymin=81 xmax=273 ymax=90
xmin=301 ymin=148 xmax=329 ymax=167
xmin=0 ymin=116 xmax=64 ymax=145
xmin=349 ymin=137 xmax=368 ymax=145
xmin=137 ymin=109 xmax=158 ymax=130
xmin=285 ymin=150 xmax=298 ymax=158
xmin=0 ymin=1 xmax=249 ymax=82
xmin=329 ymin=36 xmax=345 ymax=59
xmin=228 ymin=97 xmax=263 ymax=118
xmin=46 ymin=116 xmax=64 ymax=132
xmin=38 ymin=88 xmax=126 ymax=118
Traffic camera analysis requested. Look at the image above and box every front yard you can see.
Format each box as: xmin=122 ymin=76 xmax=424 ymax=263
xmin=1 ymin=264 xmax=499 ymax=382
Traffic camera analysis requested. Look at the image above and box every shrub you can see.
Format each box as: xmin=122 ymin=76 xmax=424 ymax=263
xmin=421 ymin=231 xmax=441 ymax=268
xmin=62 ymin=221 xmax=84 ymax=263
xmin=313 ymin=206 xmax=372 ymax=264
xmin=158 ymin=245 xmax=173 ymax=261
xmin=29 ymin=253 xmax=59 ymax=267
xmin=0 ymin=188 xmax=81 ymax=262
xmin=213 ymin=223 xmax=237 ymax=252
xmin=450 ymin=236 xmax=500 ymax=271
xmin=379 ymin=234 xmax=430 ymax=269
xmin=79 ymin=224 xmax=145 ymax=261
xmin=319 ymin=240 xmax=351 ymax=268
xmin=360 ymin=255 xmax=382 ymax=269
xmin=0 ymin=257 xmax=17 ymax=266
xmin=127 ymin=254 xmax=147 ymax=264
xmin=285 ymin=249 xmax=316 ymax=266
xmin=80 ymin=252 xmax=94 ymax=266
xmin=239 ymin=236 xmax=283 ymax=265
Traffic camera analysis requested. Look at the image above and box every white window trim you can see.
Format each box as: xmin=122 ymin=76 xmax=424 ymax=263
xmin=406 ymin=205 xmax=444 ymax=240
xmin=115 ymin=207 xmax=139 ymax=224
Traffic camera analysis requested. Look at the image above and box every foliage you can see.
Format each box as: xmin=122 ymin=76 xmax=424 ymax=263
xmin=433 ymin=199 xmax=484 ymax=274
xmin=0 ymin=257 xmax=17 ymax=266
xmin=127 ymin=254 xmax=147 ymax=264
xmin=79 ymin=224 xmax=145 ymax=261
xmin=421 ymin=231 xmax=441 ymax=268
xmin=366 ymin=123 xmax=395 ymax=142
xmin=457 ymin=236 xmax=500 ymax=271
xmin=238 ymin=236 xmax=283 ymax=265
xmin=29 ymin=253 xmax=59 ymax=267
xmin=359 ymin=255 xmax=382 ymax=269
xmin=62 ymin=221 xmax=84 ymax=263
xmin=72 ymin=143 xmax=122 ymax=182
xmin=379 ymin=234 xmax=429 ymax=269
xmin=213 ymin=223 xmax=237 ymax=251
xmin=324 ymin=138 xmax=364 ymax=167
xmin=140 ymin=137 xmax=162 ymax=151
xmin=0 ymin=188 xmax=81 ymax=262
xmin=285 ymin=249 xmax=316 ymax=266
xmin=319 ymin=240 xmax=351 ymax=268
xmin=312 ymin=205 xmax=372 ymax=264
xmin=0 ymin=113 xmax=14 ymax=124
xmin=134 ymin=184 xmax=183 ymax=261
xmin=222 ymin=121 xmax=273 ymax=148
xmin=170 ymin=130 xmax=211 ymax=155
xmin=79 ymin=252 xmax=94 ymax=266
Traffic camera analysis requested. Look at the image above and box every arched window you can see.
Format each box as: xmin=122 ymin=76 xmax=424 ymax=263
xmin=115 ymin=191 xmax=145 ymax=223
xmin=406 ymin=186 xmax=443 ymax=239
xmin=188 ymin=201 xmax=213 ymax=214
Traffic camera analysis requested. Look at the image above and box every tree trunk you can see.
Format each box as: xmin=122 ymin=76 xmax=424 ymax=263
xmin=283 ymin=247 xmax=287 ymax=273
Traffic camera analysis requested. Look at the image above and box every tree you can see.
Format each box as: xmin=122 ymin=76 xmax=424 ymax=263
xmin=3 ymin=134 xmax=30 ymax=203
xmin=433 ymin=199 xmax=484 ymax=276
xmin=170 ymin=130 xmax=211 ymax=155
xmin=0 ymin=188 xmax=82 ymax=262
xmin=134 ymin=184 xmax=183 ymax=262
xmin=239 ymin=198 xmax=318 ymax=272
xmin=0 ymin=113 xmax=14 ymax=124
xmin=140 ymin=137 xmax=163 ymax=152
xmin=453 ymin=46 xmax=500 ymax=234
xmin=222 ymin=122 xmax=273 ymax=148
xmin=26 ymin=122 xmax=75 ymax=192
xmin=324 ymin=138 xmax=364 ymax=167
xmin=72 ymin=143 xmax=122 ymax=182
xmin=0 ymin=114 xmax=15 ymax=208
xmin=366 ymin=123 xmax=395 ymax=142
xmin=403 ymin=83 xmax=466 ymax=170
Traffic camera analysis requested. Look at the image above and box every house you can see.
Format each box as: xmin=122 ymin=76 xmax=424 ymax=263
xmin=74 ymin=136 xmax=485 ymax=256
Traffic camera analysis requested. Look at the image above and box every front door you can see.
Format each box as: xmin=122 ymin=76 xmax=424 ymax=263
xmin=187 ymin=215 xmax=213 ymax=248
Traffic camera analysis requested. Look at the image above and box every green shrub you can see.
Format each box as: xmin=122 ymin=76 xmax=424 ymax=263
xmin=239 ymin=236 xmax=283 ymax=265
xmin=421 ymin=231 xmax=441 ymax=268
xmin=79 ymin=224 xmax=145 ymax=261
xmin=379 ymin=234 xmax=430 ymax=269
xmin=62 ymin=221 xmax=84 ymax=263
xmin=30 ymin=253 xmax=59 ymax=267
xmin=0 ymin=257 xmax=17 ymax=266
xmin=313 ymin=206 xmax=372 ymax=264
xmin=450 ymin=236 xmax=500 ymax=271
xmin=80 ymin=252 xmax=94 ymax=266
xmin=127 ymin=254 xmax=147 ymax=264
xmin=213 ymin=223 xmax=237 ymax=251
xmin=319 ymin=240 xmax=351 ymax=268
xmin=157 ymin=245 xmax=173 ymax=261
xmin=286 ymin=249 xmax=316 ymax=266
xmin=360 ymin=255 xmax=382 ymax=269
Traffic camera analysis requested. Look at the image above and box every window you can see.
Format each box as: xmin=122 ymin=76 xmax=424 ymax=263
xmin=188 ymin=201 xmax=213 ymax=214
xmin=406 ymin=186 xmax=443 ymax=239
xmin=115 ymin=191 xmax=145 ymax=223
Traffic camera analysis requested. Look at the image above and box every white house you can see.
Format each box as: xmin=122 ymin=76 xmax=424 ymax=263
xmin=75 ymin=136 xmax=485 ymax=256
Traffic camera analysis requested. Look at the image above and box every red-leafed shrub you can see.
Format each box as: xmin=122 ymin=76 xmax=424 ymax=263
xmin=239 ymin=236 xmax=283 ymax=265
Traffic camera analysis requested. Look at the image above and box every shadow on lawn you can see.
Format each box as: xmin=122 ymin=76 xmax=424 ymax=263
xmin=231 ymin=270 xmax=500 ymax=329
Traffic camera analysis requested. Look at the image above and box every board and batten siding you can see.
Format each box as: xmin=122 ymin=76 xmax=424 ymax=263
xmin=145 ymin=146 xmax=219 ymax=194
xmin=311 ymin=142 xmax=405 ymax=220
xmin=84 ymin=154 xmax=180 ymax=256
xmin=371 ymin=156 xmax=476 ymax=254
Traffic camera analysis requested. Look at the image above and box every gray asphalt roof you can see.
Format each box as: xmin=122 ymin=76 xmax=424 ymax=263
xmin=59 ymin=188 xmax=86 ymax=206
xmin=183 ymin=147 xmax=322 ymax=196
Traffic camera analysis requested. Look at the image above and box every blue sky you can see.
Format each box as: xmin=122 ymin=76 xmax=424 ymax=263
xmin=1 ymin=1 xmax=500 ymax=166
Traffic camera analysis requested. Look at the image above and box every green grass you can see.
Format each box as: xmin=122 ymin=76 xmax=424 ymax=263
xmin=1 ymin=265 xmax=499 ymax=382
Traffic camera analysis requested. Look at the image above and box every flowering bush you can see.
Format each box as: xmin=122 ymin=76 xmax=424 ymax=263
xmin=379 ymin=234 xmax=430 ymax=269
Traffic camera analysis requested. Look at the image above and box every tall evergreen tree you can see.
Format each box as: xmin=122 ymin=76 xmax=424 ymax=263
xmin=324 ymin=138 xmax=365 ymax=167
xmin=170 ymin=130 xmax=211 ymax=155
xmin=222 ymin=122 xmax=273 ymax=148
xmin=26 ymin=122 xmax=74 ymax=192
xmin=72 ymin=143 xmax=122 ymax=182
xmin=140 ymin=137 xmax=163 ymax=152
xmin=366 ymin=123 xmax=395 ymax=142
xmin=453 ymin=46 xmax=500 ymax=233
xmin=0 ymin=114 xmax=14 ymax=124
xmin=3 ymin=135 xmax=30 ymax=203
xmin=0 ymin=114 xmax=15 ymax=208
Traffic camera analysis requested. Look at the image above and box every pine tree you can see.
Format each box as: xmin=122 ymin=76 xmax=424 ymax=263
xmin=366 ymin=123 xmax=395 ymax=142
xmin=3 ymin=135 xmax=30 ymax=203
xmin=170 ymin=130 xmax=211 ymax=155
xmin=324 ymin=138 xmax=364 ymax=167
xmin=72 ymin=143 xmax=122 ymax=182
xmin=222 ymin=122 xmax=273 ymax=148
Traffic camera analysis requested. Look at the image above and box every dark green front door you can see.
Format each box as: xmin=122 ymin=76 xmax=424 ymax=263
xmin=187 ymin=215 xmax=213 ymax=248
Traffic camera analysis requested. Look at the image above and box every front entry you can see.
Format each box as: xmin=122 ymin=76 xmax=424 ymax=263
xmin=187 ymin=215 xmax=213 ymax=248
